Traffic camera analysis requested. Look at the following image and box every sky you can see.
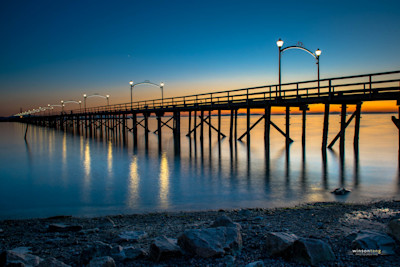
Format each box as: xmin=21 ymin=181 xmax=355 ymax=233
xmin=1 ymin=0 xmax=400 ymax=116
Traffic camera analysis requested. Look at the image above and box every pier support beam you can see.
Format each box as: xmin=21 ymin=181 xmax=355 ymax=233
xmin=200 ymin=110 xmax=204 ymax=143
xmin=264 ymin=105 xmax=271 ymax=151
xmin=144 ymin=113 xmax=149 ymax=148
xmin=229 ymin=109 xmax=234 ymax=143
xmin=322 ymin=103 xmax=330 ymax=149
xmin=246 ymin=107 xmax=251 ymax=146
xmin=353 ymin=102 xmax=362 ymax=151
xmin=218 ymin=109 xmax=221 ymax=142
xmin=173 ymin=111 xmax=181 ymax=152
xmin=132 ymin=113 xmax=138 ymax=147
xmin=300 ymin=105 xmax=309 ymax=150
xmin=157 ymin=112 xmax=162 ymax=150
xmin=339 ymin=104 xmax=347 ymax=154
xmin=285 ymin=106 xmax=291 ymax=147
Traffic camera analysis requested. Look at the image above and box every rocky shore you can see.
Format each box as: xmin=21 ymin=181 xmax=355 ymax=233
xmin=1 ymin=200 xmax=400 ymax=266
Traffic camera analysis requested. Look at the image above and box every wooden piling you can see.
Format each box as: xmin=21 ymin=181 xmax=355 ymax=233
xmin=200 ymin=110 xmax=204 ymax=143
xmin=209 ymin=110 xmax=212 ymax=146
xmin=157 ymin=113 xmax=162 ymax=150
xmin=285 ymin=106 xmax=290 ymax=147
xmin=229 ymin=109 xmax=234 ymax=142
xmin=354 ymin=103 xmax=362 ymax=150
xmin=300 ymin=105 xmax=308 ymax=149
xmin=264 ymin=105 xmax=271 ymax=151
xmin=234 ymin=109 xmax=238 ymax=140
xmin=132 ymin=113 xmax=138 ymax=147
xmin=340 ymin=104 xmax=347 ymax=153
xmin=322 ymin=103 xmax=330 ymax=149
xmin=218 ymin=109 xmax=221 ymax=141
xmin=188 ymin=111 xmax=192 ymax=136
xmin=193 ymin=110 xmax=197 ymax=142
xmin=144 ymin=113 xmax=149 ymax=148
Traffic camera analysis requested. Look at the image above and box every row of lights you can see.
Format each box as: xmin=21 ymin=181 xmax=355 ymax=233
xmin=16 ymin=39 xmax=321 ymax=117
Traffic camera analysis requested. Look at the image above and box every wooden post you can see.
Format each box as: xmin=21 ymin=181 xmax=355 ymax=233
xmin=144 ymin=113 xmax=149 ymax=148
xmin=157 ymin=113 xmax=162 ymax=151
xmin=300 ymin=105 xmax=309 ymax=150
xmin=174 ymin=111 xmax=181 ymax=153
xmin=200 ymin=110 xmax=204 ymax=143
xmin=354 ymin=103 xmax=362 ymax=151
xmin=188 ymin=111 xmax=192 ymax=136
xmin=234 ymin=109 xmax=238 ymax=140
xmin=208 ymin=110 xmax=212 ymax=146
xmin=340 ymin=104 xmax=347 ymax=153
xmin=193 ymin=110 xmax=197 ymax=142
xmin=246 ymin=107 xmax=250 ymax=145
xmin=322 ymin=103 xmax=330 ymax=149
xmin=218 ymin=109 xmax=221 ymax=142
xmin=132 ymin=113 xmax=138 ymax=147
xmin=264 ymin=105 xmax=271 ymax=151
xmin=229 ymin=109 xmax=234 ymax=142
xmin=122 ymin=114 xmax=126 ymax=145
xmin=285 ymin=106 xmax=290 ymax=147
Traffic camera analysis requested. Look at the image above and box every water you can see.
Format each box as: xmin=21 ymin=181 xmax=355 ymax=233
xmin=0 ymin=113 xmax=399 ymax=219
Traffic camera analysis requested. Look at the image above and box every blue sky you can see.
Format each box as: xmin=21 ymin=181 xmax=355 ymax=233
xmin=1 ymin=0 xmax=400 ymax=115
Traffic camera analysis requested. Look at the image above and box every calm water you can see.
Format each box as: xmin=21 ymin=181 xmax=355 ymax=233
xmin=0 ymin=113 xmax=399 ymax=219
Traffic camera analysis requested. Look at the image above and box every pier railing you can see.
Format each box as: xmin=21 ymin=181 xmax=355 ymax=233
xmin=56 ymin=70 xmax=400 ymax=115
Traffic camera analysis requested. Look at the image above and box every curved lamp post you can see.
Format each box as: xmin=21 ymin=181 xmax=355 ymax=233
xmin=83 ymin=93 xmax=110 ymax=112
xmin=129 ymin=80 xmax=165 ymax=108
xmin=62 ymin=100 xmax=82 ymax=112
xmin=277 ymin=38 xmax=321 ymax=96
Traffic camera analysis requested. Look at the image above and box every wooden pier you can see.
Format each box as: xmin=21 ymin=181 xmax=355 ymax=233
xmin=19 ymin=70 xmax=400 ymax=156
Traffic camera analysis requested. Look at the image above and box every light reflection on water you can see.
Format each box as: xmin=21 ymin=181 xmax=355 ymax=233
xmin=0 ymin=113 xmax=399 ymax=219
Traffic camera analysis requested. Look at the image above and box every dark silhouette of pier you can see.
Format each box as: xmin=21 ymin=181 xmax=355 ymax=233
xmin=18 ymin=70 xmax=400 ymax=156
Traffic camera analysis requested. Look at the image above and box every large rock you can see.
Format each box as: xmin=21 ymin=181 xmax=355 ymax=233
xmin=388 ymin=218 xmax=400 ymax=242
xmin=292 ymin=238 xmax=335 ymax=266
xmin=149 ymin=236 xmax=182 ymax=261
xmin=123 ymin=247 xmax=147 ymax=260
xmin=351 ymin=230 xmax=396 ymax=255
xmin=0 ymin=250 xmax=43 ymax=266
xmin=117 ymin=230 xmax=148 ymax=242
xmin=263 ymin=232 xmax=298 ymax=257
xmin=80 ymin=241 xmax=113 ymax=265
xmin=245 ymin=261 xmax=265 ymax=267
xmin=38 ymin=257 xmax=71 ymax=267
xmin=88 ymin=256 xmax=115 ymax=267
xmin=178 ymin=226 xmax=242 ymax=258
xmin=210 ymin=215 xmax=242 ymax=230
xmin=47 ymin=223 xmax=83 ymax=232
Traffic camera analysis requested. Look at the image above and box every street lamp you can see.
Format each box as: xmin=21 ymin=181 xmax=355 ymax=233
xmin=83 ymin=94 xmax=87 ymax=112
xmin=79 ymin=100 xmax=82 ymax=112
xmin=277 ymin=39 xmax=284 ymax=97
xmin=129 ymin=81 xmax=134 ymax=109
xmin=61 ymin=100 xmax=64 ymax=114
xmin=106 ymin=95 xmax=110 ymax=107
xmin=160 ymin=82 xmax=164 ymax=105
xmin=277 ymin=38 xmax=322 ymax=96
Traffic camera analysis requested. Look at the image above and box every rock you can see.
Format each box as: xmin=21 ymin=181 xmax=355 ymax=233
xmin=292 ymin=238 xmax=335 ymax=266
xmin=88 ymin=256 xmax=115 ymax=267
xmin=47 ymin=223 xmax=83 ymax=232
xmin=245 ymin=261 xmax=265 ymax=267
xmin=117 ymin=230 xmax=148 ymax=242
xmin=0 ymin=228 xmax=3 ymax=233
xmin=222 ymin=255 xmax=235 ymax=265
xmin=263 ymin=232 xmax=298 ymax=257
xmin=178 ymin=226 xmax=242 ymax=258
xmin=80 ymin=241 xmax=113 ymax=265
xmin=10 ymin=247 xmax=32 ymax=254
xmin=331 ymin=188 xmax=351 ymax=195
xmin=149 ymin=236 xmax=182 ymax=261
xmin=123 ymin=247 xmax=147 ymax=260
xmin=388 ymin=218 xmax=400 ymax=242
xmin=0 ymin=250 xmax=43 ymax=267
xmin=210 ymin=215 xmax=242 ymax=230
xmin=351 ymin=230 xmax=396 ymax=255
xmin=38 ymin=257 xmax=71 ymax=267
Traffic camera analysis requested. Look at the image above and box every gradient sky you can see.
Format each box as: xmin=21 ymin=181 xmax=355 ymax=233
xmin=1 ymin=0 xmax=400 ymax=116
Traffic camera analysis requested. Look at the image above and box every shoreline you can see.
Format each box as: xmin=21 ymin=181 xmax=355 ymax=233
xmin=1 ymin=200 xmax=400 ymax=266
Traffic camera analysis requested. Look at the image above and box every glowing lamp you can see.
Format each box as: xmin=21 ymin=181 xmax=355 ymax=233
xmin=277 ymin=39 xmax=284 ymax=48
xmin=315 ymin=49 xmax=321 ymax=57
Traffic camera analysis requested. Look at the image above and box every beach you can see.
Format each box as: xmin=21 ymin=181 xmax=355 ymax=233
xmin=1 ymin=200 xmax=400 ymax=266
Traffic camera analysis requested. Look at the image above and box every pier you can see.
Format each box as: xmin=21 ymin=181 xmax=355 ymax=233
xmin=18 ymin=70 xmax=400 ymax=156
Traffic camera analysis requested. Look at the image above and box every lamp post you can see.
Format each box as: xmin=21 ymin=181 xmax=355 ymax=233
xmin=277 ymin=39 xmax=284 ymax=97
xmin=61 ymin=100 xmax=64 ymax=114
xmin=79 ymin=101 xmax=82 ymax=112
xmin=106 ymin=95 xmax=110 ymax=107
xmin=83 ymin=94 xmax=87 ymax=112
xmin=315 ymin=48 xmax=321 ymax=94
xmin=276 ymin=38 xmax=322 ymax=96
xmin=160 ymin=82 xmax=164 ymax=105
xmin=129 ymin=81 xmax=134 ymax=109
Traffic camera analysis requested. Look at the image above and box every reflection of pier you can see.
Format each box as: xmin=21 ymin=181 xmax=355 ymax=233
xmin=20 ymin=71 xmax=400 ymax=156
